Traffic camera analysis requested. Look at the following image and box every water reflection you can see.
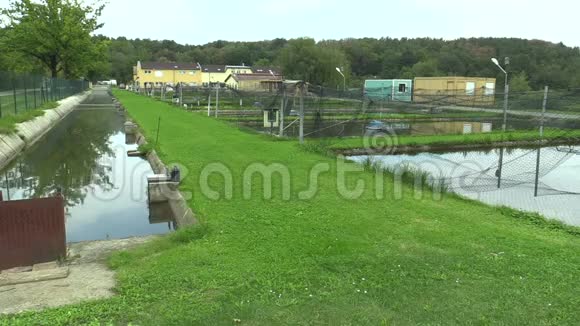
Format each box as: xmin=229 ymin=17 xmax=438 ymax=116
xmin=0 ymin=109 xmax=174 ymax=242
xmin=240 ymin=115 xmax=580 ymax=139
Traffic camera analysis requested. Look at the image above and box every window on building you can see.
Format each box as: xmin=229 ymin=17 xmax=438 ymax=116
xmin=155 ymin=71 xmax=163 ymax=78
xmin=179 ymin=70 xmax=186 ymax=74
xmin=144 ymin=70 xmax=152 ymax=74
xmin=189 ymin=71 xmax=195 ymax=75
xmin=398 ymin=83 xmax=407 ymax=93
xmin=466 ymin=82 xmax=476 ymax=96
xmin=485 ymin=83 xmax=495 ymax=96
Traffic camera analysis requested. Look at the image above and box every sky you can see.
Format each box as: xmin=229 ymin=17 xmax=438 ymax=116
xmin=1 ymin=0 xmax=579 ymax=47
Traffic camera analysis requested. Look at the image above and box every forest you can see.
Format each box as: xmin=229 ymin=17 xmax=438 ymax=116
xmin=1 ymin=1 xmax=579 ymax=91
xmin=97 ymin=37 xmax=579 ymax=91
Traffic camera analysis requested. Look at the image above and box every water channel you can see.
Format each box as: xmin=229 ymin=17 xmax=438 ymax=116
xmin=0 ymin=88 xmax=174 ymax=243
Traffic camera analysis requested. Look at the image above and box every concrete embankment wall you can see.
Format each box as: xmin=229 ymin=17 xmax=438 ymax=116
xmin=123 ymin=116 xmax=196 ymax=228
xmin=0 ymin=92 xmax=90 ymax=170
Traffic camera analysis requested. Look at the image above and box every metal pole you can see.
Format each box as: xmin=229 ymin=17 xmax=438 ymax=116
xmin=5 ymin=172 xmax=10 ymax=201
xmin=13 ymin=78 xmax=18 ymax=115
xmin=497 ymin=148 xmax=504 ymax=189
xmin=180 ymin=83 xmax=183 ymax=107
xmin=299 ymin=83 xmax=305 ymax=144
xmin=215 ymin=85 xmax=219 ymax=117
xmin=279 ymin=87 xmax=285 ymax=137
xmin=497 ymin=65 xmax=509 ymax=189
xmin=539 ymin=86 xmax=548 ymax=138
xmin=33 ymin=77 xmax=37 ymax=109
xmin=155 ymin=117 xmax=161 ymax=147
xmin=534 ymin=86 xmax=549 ymax=197
xmin=207 ymin=93 xmax=211 ymax=116
xmin=502 ymin=73 xmax=509 ymax=132
xmin=24 ymin=75 xmax=28 ymax=110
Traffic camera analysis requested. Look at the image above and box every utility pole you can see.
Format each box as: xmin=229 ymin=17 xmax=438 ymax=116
xmin=299 ymin=82 xmax=305 ymax=144
xmin=279 ymin=85 xmax=286 ymax=137
xmin=534 ymin=86 xmax=549 ymax=197
xmin=207 ymin=93 xmax=211 ymax=116
xmin=215 ymin=84 xmax=219 ymax=117
xmin=179 ymin=83 xmax=183 ymax=107
xmin=492 ymin=57 xmax=510 ymax=188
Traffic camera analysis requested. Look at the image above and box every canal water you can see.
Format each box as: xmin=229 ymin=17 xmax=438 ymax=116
xmin=0 ymin=89 xmax=174 ymax=243
xmin=349 ymin=146 xmax=580 ymax=226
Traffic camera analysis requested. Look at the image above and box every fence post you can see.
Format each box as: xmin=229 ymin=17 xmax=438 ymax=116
xmin=24 ymin=75 xmax=29 ymax=111
xmin=12 ymin=75 xmax=18 ymax=115
xmin=279 ymin=86 xmax=285 ymax=137
xmin=299 ymin=83 xmax=305 ymax=144
xmin=33 ymin=76 xmax=37 ymax=109
xmin=534 ymin=86 xmax=549 ymax=197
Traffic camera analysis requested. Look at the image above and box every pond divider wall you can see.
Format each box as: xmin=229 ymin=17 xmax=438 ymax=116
xmin=336 ymin=138 xmax=580 ymax=156
xmin=0 ymin=91 xmax=90 ymax=170
xmin=118 ymin=102 xmax=197 ymax=228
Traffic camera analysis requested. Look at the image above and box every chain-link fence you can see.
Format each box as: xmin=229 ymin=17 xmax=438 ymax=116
xmin=133 ymin=83 xmax=580 ymax=142
xmin=0 ymin=71 xmax=88 ymax=119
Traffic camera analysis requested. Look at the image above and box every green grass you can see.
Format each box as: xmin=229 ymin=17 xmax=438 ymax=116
xmin=4 ymin=91 xmax=580 ymax=325
xmin=0 ymin=101 xmax=58 ymax=134
xmin=328 ymin=129 xmax=580 ymax=150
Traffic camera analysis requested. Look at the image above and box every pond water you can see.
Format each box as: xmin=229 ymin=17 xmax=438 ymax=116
xmin=349 ymin=146 xmax=580 ymax=226
xmin=239 ymin=117 xmax=580 ymax=138
xmin=0 ymin=91 xmax=174 ymax=243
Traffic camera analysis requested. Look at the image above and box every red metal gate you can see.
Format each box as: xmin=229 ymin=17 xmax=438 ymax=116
xmin=0 ymin=196 xmax=66 ymax=270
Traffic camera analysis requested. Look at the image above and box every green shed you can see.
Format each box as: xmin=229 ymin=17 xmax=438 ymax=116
xmin=364 ymin=79 xmax=413 ymax=102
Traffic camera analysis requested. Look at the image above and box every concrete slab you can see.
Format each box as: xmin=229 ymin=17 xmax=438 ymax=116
xmin=0 ymin=236 xmax=158 ymax=315
xmin=0 ymin=134 xmax=26 ymax=170
xmin=0 ymin=267 xmax=69 ymax=287
xmin=1 ymin=266 xmax=32 ymax=274
xmin=32 ymin=262 xmax=59 ymax=272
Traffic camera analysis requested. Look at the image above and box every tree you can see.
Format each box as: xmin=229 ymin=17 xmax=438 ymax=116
xmin=510 ymin=71 xmax=532 ymax=92
xmin=1 ymin=0 xmax=106 ymax=78
xmin=253 ymin=58 xmax=272 ymax=67
xmin=277 ymin=38 xmax=350 ymax=87
xmin=411 ymin=60 xmax=440 ymax=77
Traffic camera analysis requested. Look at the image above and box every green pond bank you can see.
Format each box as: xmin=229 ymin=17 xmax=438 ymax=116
xmin=3 ymin=90 xmax=580 ymax=325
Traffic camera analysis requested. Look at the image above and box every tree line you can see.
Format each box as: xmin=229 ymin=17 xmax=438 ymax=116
xmin=104 ymin=36 xmax=580 ymax=91
xmin=2 ymin=1 xmax=580 ymax=92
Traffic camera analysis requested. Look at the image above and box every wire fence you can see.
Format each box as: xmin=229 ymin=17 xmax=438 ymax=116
xmin=133 ymin=83 xmax=580 ymax=142
xmin=0 ymin=71 xmax=89 ymax=119
xmin=129 ymin=82 xmax=580 ymax=219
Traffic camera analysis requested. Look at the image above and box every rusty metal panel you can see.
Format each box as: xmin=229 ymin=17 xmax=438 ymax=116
xmin=0 ymin=197 xmax=66 ymax=270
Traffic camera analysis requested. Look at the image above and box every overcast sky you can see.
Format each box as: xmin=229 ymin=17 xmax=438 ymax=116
xmin=1 ymin=0 xmax=579 ymax=47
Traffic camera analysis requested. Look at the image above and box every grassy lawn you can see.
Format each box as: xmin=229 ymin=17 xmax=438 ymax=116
xmin=0 ymin=101 xmax=58 ymax=134
xmin=329 ymin=129 xmax=580 ymax=150
xmin=4 ymin=90 xmax=580 ymax=325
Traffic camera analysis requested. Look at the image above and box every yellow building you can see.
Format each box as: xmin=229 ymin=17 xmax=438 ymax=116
xmin=225 ymin=73 xmax=283 ymax=92
xmin=133 ymin=61 xmax=202 ymax=89
xmin=200 ymin=65 xmax=254 ymax=86
xmin=413 ymin=76 xmax=496 ymax=106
